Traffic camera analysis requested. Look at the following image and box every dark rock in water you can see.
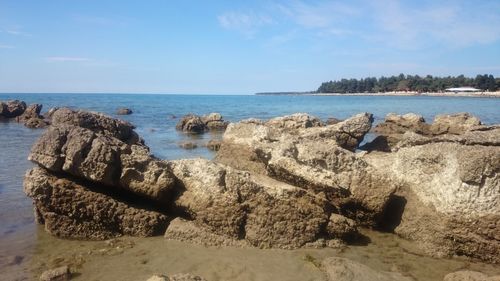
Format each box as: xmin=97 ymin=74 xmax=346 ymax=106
xmin=176 ymin=114 xmax=207 ymax=133
xmin=206 ymin=139 xmax=222 ymax=151
xmin=176 ymin=113 xmax=228 ymax=133
xmin=16 ymin=104 xmax=49 ymax=128
xmin=116 ymin=108 xmax=133 ymax=115
xmin=0 ymin=100 xmax=27 ymax=118
xmin=202 ymin=112 xmax=228 ymax=130
xmin=24 ymin=167 xmax=169 ymax=239
xmin=178 ymin=141 xmax=197 ymax=150
xmin=39 ymin=265 xmax=71 ymax=281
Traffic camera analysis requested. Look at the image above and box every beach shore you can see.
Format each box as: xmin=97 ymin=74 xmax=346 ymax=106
xmin=310 ymin=91 xmax=500 ymax=97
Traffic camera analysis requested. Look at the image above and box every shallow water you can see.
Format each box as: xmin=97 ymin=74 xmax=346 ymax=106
xmin=1 ymin=94 xmax=500 ymax=280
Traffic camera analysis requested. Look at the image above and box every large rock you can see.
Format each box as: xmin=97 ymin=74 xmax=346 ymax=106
xmin=29 ymin=125 xmax=177 ymax=202
xmin=321 ymin=257 xmax=414 ymax=281
xmin=24 ymin=167 xmax=169 ymax=239
xmin=13 ymin=103 xmax=49 ymax=128
xmin=202 ymin=112 xmax=228 ymax=130
xmin=365 ymin=138 xmax=500 ymax=263
xmin=0 ymin=100 xmax=27 ymax=118
xmin=50 ymin=107 xmax=140 ymax=144
xmin=170 ymin=158 xmax=344 ymax=248
xmin=175 ymin=114 xmax=207 ymax=133
xmin=430 ymin=112 xmax=482 ymax=135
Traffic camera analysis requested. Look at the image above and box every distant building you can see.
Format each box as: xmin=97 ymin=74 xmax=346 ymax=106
xmin=445 ymin=87 xmax=481 ymax=92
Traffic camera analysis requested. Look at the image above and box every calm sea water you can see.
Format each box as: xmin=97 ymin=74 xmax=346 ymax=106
xmin=1 ymin=93 xmax=499 ymax=279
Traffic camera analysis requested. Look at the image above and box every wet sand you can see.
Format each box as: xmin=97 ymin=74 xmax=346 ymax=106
xmin=6 ymin=226 xmax=497 ymax=281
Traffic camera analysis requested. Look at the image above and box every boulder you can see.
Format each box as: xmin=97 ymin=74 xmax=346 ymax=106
xmin=202 ymin=112 xmax=228 ymax=130
xmin=321 ymin=257 xmax=414 ymax=281
xmin=430 ymin=112 xmax=482 ymax=135
xmin=443 ymin=271 xmax=500 ymax=281
xmin=0 ymin=100 xmax=27 ymax=118
xmin=29 ymin=125 xmax=177 ymax=202
xmin=364 ymin=139 xmax=500 ymax=263
xmin=116 ymin=108 xmax=133 ymax=115
xmin=372 ymin=113 xmax=429 ymax=148
xmin=16 ymin=104 xmax=49 ymax=128
xmin=24 ymin=167 xmax=169 ymax=239
xmin=176 ymin=114 xmax=207 ymax=133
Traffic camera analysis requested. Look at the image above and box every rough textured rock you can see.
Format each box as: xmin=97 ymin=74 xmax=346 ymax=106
xmin=39 ymin=265 xmax=71 ymax=281
xmin=430 ymin=112 xmax=482 ymax=135
xmin=0 ymin=100 xmax=27 ymax=118
xmin=24 ymin=167 xmax=169 ymax=239
xmin=15 ymin=104 xmax=49 ymax=128
xmin=176 ymin=114 xmax=208 ymax=133
xmin=443 ymin=271 xmax=500 ymax=281
xmin=116 ymin=108 xmax=133 ymax=115
xmin=202 ymin=112 xmax=228 ymax=130
xmin=365 ymin=138 xmax=500 ymax=263
xmin=265 ymin=113 xmax=323 ymax=130
xmin=29 ymin=125 xmax=176 ymax=202
xmin=50 ymin=107 xmax=140 ymax=144
xmin=369 ymin=112 xmax=487 ymax=151
xmin=326 ymin=214 xmax=358 ymax=241
xmin=321 ymin=257 xmax=414 ymax=281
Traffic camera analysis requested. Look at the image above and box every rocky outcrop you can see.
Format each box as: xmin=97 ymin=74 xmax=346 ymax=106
xmin=321 ymin=257 xmax=414 ymax=281
xmin=176 ymin=113 xmax=228 ymax=133
xmin=0 ymin=100 xmax=26 ymax=118
xmin=146 ymin=273 xmax=207 ymax=281
xmin=364 ymin=114 xmax=500 ymax=263
xmin=23 ymin=108 xmax=500 ymax=265
xmin=24 ymin=109 xmax=362 ymax=249
xmin=0 ymin=100 xmax=49 ymax=128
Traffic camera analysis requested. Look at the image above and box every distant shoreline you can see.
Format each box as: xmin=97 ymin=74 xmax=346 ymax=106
xmin=256 ymin=91 xmax=500 ymax=98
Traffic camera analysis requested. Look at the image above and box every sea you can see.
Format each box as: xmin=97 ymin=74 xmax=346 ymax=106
xmin=1 ymin=93 xmax=500 ymax=280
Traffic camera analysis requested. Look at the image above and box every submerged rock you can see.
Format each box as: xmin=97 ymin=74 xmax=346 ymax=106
xmin=116 ymin=108 xmax=133 ymax=115
xmin=322 ymin=257 xmax=414 ymax=281
xmin=39 ymin=265 xmax=71 ymax=281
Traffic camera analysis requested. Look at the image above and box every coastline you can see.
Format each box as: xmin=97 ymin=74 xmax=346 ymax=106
xmin=257 ymin=91 xmax=500 ymax=98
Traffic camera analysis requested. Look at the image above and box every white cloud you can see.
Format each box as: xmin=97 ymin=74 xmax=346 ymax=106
xmin=44 ymin=57 xmax=91 ymax=62
xmin=369 ymin=0 xmax=500 ymax=48
xmin=218 ymin=11 xmax=273 ymax=38
xmin=1 ymin=27 xmax=31 ymax=36
xmin=277 ymin=1 xmax=358 ymax=29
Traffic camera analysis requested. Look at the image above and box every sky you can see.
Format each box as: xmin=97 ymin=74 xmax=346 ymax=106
xmin=1 ymin=0 xmax=500 ymax=94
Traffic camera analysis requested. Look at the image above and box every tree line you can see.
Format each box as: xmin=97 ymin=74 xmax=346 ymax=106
xmin=317 ymin=74 xmax=500 ymax=93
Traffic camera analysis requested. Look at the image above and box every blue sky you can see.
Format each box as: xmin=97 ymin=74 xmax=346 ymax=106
xmin=1 ymin=0 xmax=499 ymax=94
